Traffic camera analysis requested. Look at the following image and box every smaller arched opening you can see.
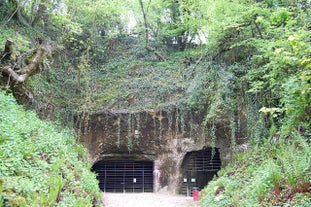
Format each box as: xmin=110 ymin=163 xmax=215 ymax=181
xmin=180 ymin=147 xmax=221 ymax=196
xmin=92 ymin=159 xmax=154 ymax=193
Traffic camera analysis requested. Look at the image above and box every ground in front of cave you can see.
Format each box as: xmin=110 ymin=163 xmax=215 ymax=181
xmin=102 ymin=191 xmax=201 ymax=207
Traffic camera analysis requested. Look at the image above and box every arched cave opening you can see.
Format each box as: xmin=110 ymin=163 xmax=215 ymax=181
xmin=180 ymin=147 xmax=221 ymax=196
xmin=92 ymin=159 xmax=154 ymax=193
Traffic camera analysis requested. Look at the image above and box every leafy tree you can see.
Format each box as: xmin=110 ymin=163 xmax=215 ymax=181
xmin=158 ymin=0 xmax=205 ymax=51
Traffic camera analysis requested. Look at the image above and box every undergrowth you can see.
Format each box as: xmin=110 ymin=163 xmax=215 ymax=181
xmin=0 ymin=90 xmax=103 ymax=207
xmin=200 ymin=135 xmax=311 ymax=207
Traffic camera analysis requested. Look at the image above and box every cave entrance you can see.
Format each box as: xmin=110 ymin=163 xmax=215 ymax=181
xmin=180 ymin=147 xmax=221 ymax=196
xmin=92 ymin=160 xmax=154 ymax=193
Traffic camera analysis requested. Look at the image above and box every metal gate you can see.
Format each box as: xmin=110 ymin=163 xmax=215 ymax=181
xmin=180 ymin=148 xmax=221 ymax=196
xmin=92 ymin=160 xmax=153 ymax=193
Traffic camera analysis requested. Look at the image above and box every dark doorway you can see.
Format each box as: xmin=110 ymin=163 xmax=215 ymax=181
xmin=92 ymin=160 xmax=154 ymax=193
xmin=180 ymin=148 xmax=221 ymax=196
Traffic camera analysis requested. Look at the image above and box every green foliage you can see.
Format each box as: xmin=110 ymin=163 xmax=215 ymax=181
xmin=1 ymin=1 xmax=310 ymax=205
xmin=5 ymin=0 xmax=305 ymax=154
xmin=270 ymin=8 xmax=291 ymax=26
xmin=199 ymin=3 xmax=311 ymax=205
xmin=201 ymin=135 xmax=311 ymax=207
xmin=0 ymin=0 xmax=309 ymax=134
xmin=0 ymin=90 xmax=103 ymax=206
xmin=201 ymin=0 xmax=262 ymax=47
xmin=291 ymin=193 xmax=311 ymax=207
xmin=0 ymin=25 xmax=33 ymax=53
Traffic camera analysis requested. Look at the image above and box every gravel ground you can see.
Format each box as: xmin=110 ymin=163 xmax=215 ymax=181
xmin=102 ymin=192 xmax=201 ymax=207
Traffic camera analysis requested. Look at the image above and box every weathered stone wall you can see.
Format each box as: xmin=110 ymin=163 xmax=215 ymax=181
xmin=80 ymin=108 xmax=247 ymax=193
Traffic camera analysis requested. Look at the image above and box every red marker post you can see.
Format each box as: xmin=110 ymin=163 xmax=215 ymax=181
xmin=192 ymin=187 xmax=199 ymax=201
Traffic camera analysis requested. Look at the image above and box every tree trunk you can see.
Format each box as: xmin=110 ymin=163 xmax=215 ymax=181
xmin=138 ymin=0 xmax=166 ymax=62
xmin=0 ymin=39 xmax=53 ymax=84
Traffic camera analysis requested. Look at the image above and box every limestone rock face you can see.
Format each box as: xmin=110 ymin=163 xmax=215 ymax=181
xmin=80 ymin=108 xmax=247 ymax=193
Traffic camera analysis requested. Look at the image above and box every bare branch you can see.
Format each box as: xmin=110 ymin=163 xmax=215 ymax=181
xmin=0 ymin=39 xmax=53 ymax=83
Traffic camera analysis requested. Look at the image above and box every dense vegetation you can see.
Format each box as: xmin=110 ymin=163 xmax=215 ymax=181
xmin=0 ymin=91 xmax=102 ymax=206
xmin=197 ymin=1 xmax=311 ymax=206
xmin=201 ymin=134 xmax=311 ymax=207
xmin=0 ymin=0 xmax=310 ymax=206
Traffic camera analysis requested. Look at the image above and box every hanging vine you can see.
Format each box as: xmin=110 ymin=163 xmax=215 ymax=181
xmin=167 ymin=109 xmax=173 ymax=139
xmin=230 ymin=111 xmax=236 ymax=151
xmin=190 ymin=113 xmax=194 ymax=140
xmin=153 ymin=110 xmax=157 ymax=139
xmin=134 ymin=113 xmax=141 ymax=144
xmin=210 ymin=120 xmax=217 ymax=159
xmin=175 ymin=108 xmax=180 ymax=137
xmin=117 ymin=114 xmax=121 ymax=148
xmin=180 ymin=109 xmax=186 ymax=138
xmin=246 ymin=94 xmax=265 ymax=142
xmin=159 ymin=110 xmax=163 ymax=140
xmin=127 ymin=113 xmax=133 ymax=152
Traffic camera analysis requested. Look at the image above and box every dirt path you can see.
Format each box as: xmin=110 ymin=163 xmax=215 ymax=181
xmin=102 ymin=193 xmax=201 ymax=207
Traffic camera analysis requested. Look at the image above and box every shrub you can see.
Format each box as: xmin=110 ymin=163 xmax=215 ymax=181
xmin=0 ymin=90 xmax=103 ymax=206
xmin=200 ymin=135 xmax=311 ymax=207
